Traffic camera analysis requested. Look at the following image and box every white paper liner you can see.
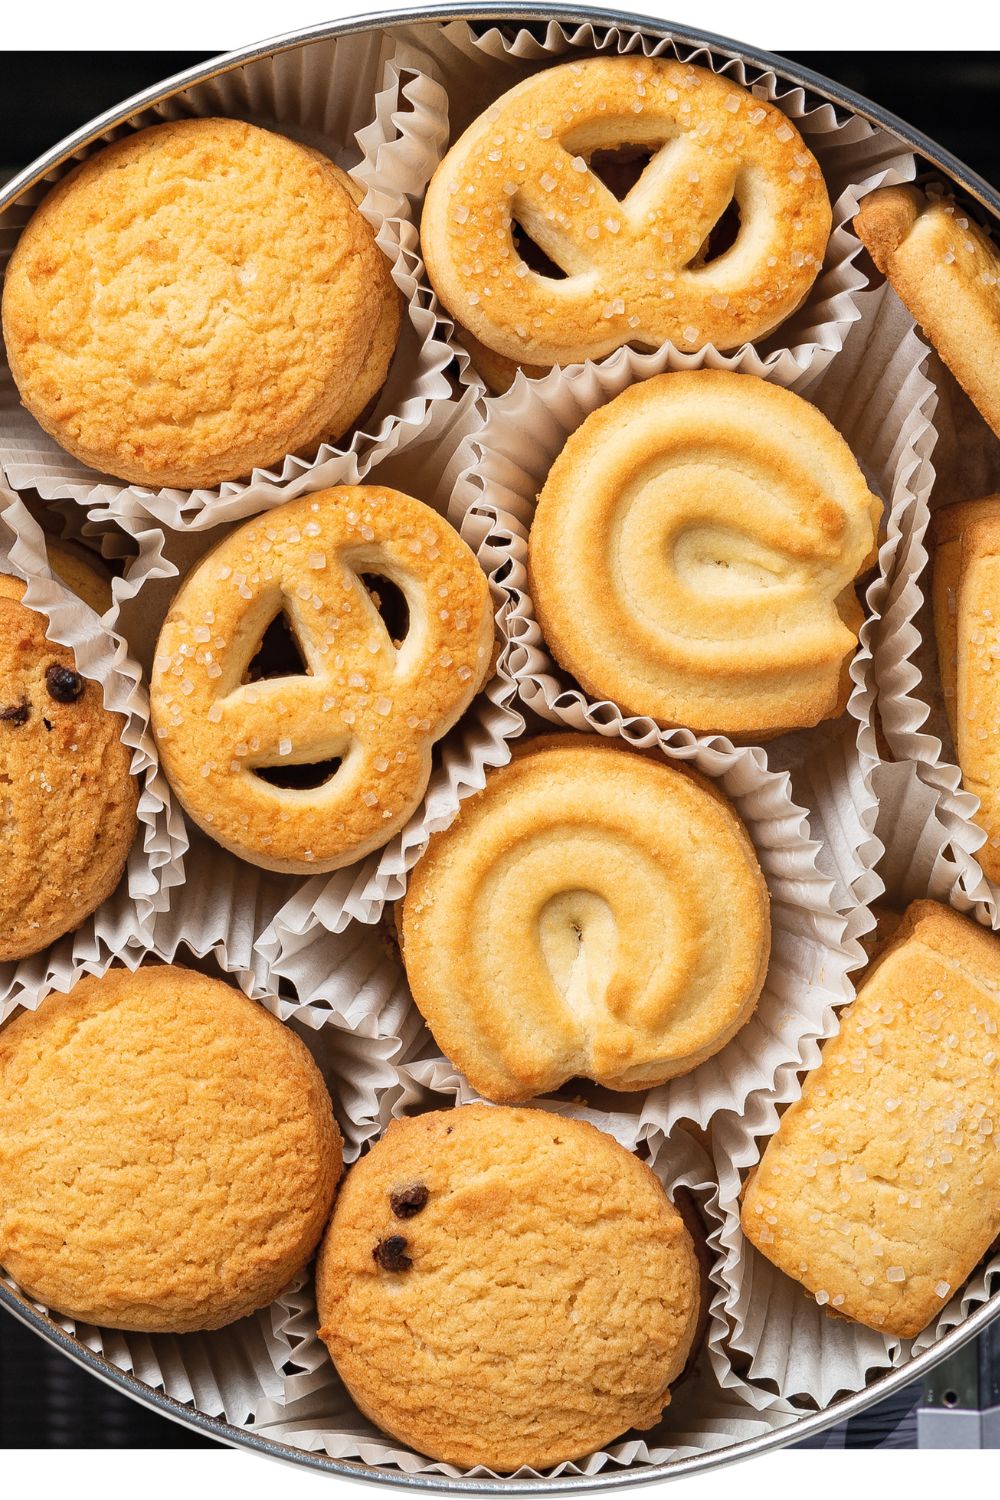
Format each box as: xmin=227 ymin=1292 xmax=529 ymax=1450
xmin=714 ymin=761 xmax=1000 ymax=1408
xmin=252 ymin=1079 xmax=796 ymax=1478
xmin=101 ymin=388 xmax=522 ymax=976
xmin=387 ymin=16 xmax=916 ymax=390
xmin=0 ymin=481 xmax=184 ymax=1008
xmin=0 ymin=888 xmax=407 ymax=1426
xmin=864 ymin=260 xmax=1000 ymax=924
xmin=0 ymin=33 xmax=456 ymax=525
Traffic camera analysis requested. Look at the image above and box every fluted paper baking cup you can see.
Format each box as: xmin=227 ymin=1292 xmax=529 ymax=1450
xmin=387 ymin=15 xmax=916 ymax=389
xmin=0 ymin=886 xmax=404 ymax=1425
xmin=252 ymin=1081 xmax=796 ymax=1478
xmin=0 ymin=32 xmax=455 ymax=525
xmin=713 ymin=768 xmax=1000 ymax=1407
xmin=104 ymin=389 xmax=522 ymax=971
xmin=0 ymin=482 xmax=184 ymax=1009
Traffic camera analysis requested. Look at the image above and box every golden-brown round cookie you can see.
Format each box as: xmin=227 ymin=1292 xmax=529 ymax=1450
xmin=2 ymin=118 xmax=400 ymax=490
xmin=46 ymin=540 xmax=114 ymax=615
xmin=399 ymin=735 xmax=770 ymax=1102
xmin=149 ymin=487 xmax=494 ymax=874
xmin=855 ymin=185 xmax=1000 ymax=441
xmin=421 ymin=56 xmax=831 ymax=377
xmin=527 ymin=370 xmax=880 ymax=737
xmin=316 ymin=1104 xmax=701 ymax=1471
xmin=0 ymin=963 xmax=342 ymax=1332
xmin=0 ymin=577 xmax=138 ymax=961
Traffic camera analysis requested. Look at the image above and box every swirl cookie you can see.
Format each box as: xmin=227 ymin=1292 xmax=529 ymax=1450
xmin=0 ymin=964 xmax=342 ymax=1331
xmin=2 ymin=118 xmax=400 ymax=489
xmin=528 ymin=370 xmax=880 ymax=737
xmin=929 ymin=498 xmax=1000 ymax=881
xmin=855 ymin=186 xmax=1000 ymax=440
xmin=422 ymin=56 xmax=831 ymax=379
xmin=150 ymin=487 xmax=494 ymax=873
xmin=0 ymin=576 xmax=138 ymax=961
xmin=316 ymin=1104 xmax=702 ymax=1470
xmin=399 ymin=736 xmax=770 ymax=1102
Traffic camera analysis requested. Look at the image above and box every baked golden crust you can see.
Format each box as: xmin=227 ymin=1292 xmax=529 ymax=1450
xmin=421 ymin=57 xmax=831 ymax=375
xmin=0 ymin=963 xmax=342 ymax=1332
xmin=854 ymin=186 xmax=1000 ymax=440
xmin=945 ymin=512 xmax=1000 ymax=881
xmin=527 ymin=371 xmax=880 ymax=737
xmin=400 ymin=735 xmax=770 ymax=1102
xmin=315 ymin=1104 xmax=701 ymax=1471
xmin=2 ymin=118 xmax=399 ymax=489
xmin=741 ymin=900 xmax=1000 ymax=1339
xmin=0 ymin=576 xmax=138 ymax=961
xmin=46 ymin=540 xmax=114 ymax=615
xmin=149 ymin=486 xmax=494 ymax=873
xmin=929 ymin=497 xmax=1000 ymax=808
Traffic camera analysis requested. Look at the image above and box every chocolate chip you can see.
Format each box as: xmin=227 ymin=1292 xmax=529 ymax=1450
xmin=373 ymin=1235 xmax=412 ymax=1272
xmin=45 ymin=666 xmax=83 ymax=703
xmin=390 ymin=1183 xmax=429 ymax=1219
xmin=0 ymin=700 xmax=29 ymax=726
xmin=42 ymin=718 xmax=52 ymax=732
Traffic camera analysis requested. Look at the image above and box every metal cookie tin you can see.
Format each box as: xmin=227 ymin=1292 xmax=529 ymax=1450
xmin=1 ymin=4 xmax=999 ymax=1485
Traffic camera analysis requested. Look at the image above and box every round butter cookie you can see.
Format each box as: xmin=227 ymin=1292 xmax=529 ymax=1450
xmin=0 ymin=964 xmax=342 ymax=1332
xmin=149 ymin=487 xmax=494 ymax=874
xmin=855 ymin=185 xmax=1000 ymax=441
xmin=421 ymin=56 xmax=831 ymax=377
xmin=2 ymin=118 xmax=400 ymax=490
xmin=528 ymin=370 xmax=880 ymax=738
xmin=46 ymin=540 xmax=114 ymax=615
xmin=316 ymin=1104 xmax=701 ymax=1471
xmin=0 ymin=577 xmax=138 ymax=961
xmin=400 ymin=735 xmax=770 ymax=1102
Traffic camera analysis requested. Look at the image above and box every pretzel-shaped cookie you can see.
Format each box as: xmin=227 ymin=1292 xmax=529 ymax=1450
xmin=528 ymin=371 xmax=880 ymax=738
xmin=422 ymin=56 xmax=831 ymax=370
xmin=400 ymin=735 xmax=770 ymax=1103
xmin=150 ymin=488 xmax=494 ymax=873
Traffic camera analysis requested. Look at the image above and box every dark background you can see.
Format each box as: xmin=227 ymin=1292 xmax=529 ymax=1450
xmin=0 ymin=46 xmax=994 ymax=1452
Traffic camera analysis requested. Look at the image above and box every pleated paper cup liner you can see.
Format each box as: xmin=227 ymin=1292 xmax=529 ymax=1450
xmin=865 ymin=263 xmax=1000 ymax=924
xmin=101 ymin=388 xmax=522 ymax=975
xmin=449 ymin=281 xmax=939 ymax=942
xmin=0 ymin=481 xmax=183 ymax=1009
xmin=0 ymin=32 xmax=457 ymax=526
xmin=0 ymin=890 xmax=404 ymax=1427
xmin=710 ymin=766 xmax=1000 ymax=1409
xmin=385 ymin=14 xmax=916 ymax=391
xmin=252 ymin=1075 xmax=797 ymax=1479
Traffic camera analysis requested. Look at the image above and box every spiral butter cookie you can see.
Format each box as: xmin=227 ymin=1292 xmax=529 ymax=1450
xmin=0 ymin=964 xmax=342 ymax=1331
xmin=528 ymin=371 xmax=880 ymax=737
xmin=400 ymin=736 xmax=770 ymax=1102
xmin=2 ymin=118 xmax=400 ymax=489
xmin=929 ymin=498 xmax=1000 ymax=882
xmin=421 ymin=57 xmax=831 ymax=378
xmin=855 ymin=186 xmax=1000 ymax=441
xmin=0 ymin=576 xmax=138 ymax=962
xmin=316 ymin=1105 xmax=702 ymax=1470
xmin=150 ymin=488 xmax=494 ymax=874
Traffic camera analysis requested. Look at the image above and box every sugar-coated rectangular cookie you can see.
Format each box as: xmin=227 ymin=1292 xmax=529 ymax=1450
xmin=741 ymin=900 xmax=1000 ymax=1338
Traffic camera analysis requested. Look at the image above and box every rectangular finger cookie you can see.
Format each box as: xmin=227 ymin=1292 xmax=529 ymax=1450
xmin=741 ymin=900 xmax=1000 ymax=1338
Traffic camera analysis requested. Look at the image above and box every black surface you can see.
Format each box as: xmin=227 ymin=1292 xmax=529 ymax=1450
xmin=0 ymin=40 xmax=994 ymax=1453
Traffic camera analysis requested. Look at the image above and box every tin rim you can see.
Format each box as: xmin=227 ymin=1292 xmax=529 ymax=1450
xmin=1 ymin=4 xmax=998 ymax=1485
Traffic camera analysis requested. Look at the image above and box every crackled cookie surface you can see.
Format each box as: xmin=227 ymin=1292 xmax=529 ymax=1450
xmin=400 ymin=736 xmax=770 ymax=1102
xmin=855 ymin=185 xmax=1000 ymax=440
xmin=0 ymin=575 xmax=138 ymax=961
xmin=0 ymin=963 xmax=342 ymax=1331
xmin=2 ymin=118 xmax=399 ymax=489
xmin=742 ymin=901 xmax=1000 ymax=1338
xmin=528 ymin=370 xmax=880 ymax=737
xmin=422 ymin=56 xmax=831 ymax=374
xmin=149 ymin=487 xmax=494 ymax=873
xmin=316 ymin=1104 xmax=701 ymax=1471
